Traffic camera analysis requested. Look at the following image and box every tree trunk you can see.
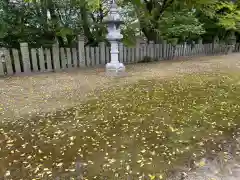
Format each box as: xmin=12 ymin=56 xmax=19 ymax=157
xmin=79 ymin=1 xmax=96 ymax=46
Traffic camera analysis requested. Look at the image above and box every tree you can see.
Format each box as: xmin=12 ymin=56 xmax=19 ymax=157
xmin=1 ymin=0 xmax=240 ymax=48
xmin=122 ymin=0 xmax=240 ymax=43
xmin=195 ymin=0 xmax=240 ymax=42
xmin=0 ymin=0 xmax=108 ymax=47
xmin=122 ymin=0 xmax=207 ymax=43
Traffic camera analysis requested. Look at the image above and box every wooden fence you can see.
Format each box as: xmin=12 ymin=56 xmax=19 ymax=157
xmin=0 ymin=38 xmax=239 ymax=76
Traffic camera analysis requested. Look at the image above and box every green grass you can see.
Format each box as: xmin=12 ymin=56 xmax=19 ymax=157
xmin=1 ymin=72 xmax=240 ymax=179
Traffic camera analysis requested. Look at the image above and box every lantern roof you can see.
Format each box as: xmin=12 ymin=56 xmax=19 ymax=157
xmin=103 ymin=0 xmax=124 ymax=25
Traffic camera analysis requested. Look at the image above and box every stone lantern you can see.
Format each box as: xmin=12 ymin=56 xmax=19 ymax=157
xmin=104 ymin=0 xmax=125 ymax=76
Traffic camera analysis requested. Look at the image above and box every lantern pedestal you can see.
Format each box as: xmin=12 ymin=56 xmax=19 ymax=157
xmin=106 ymin=62 xmax=125 ymax=76
xmin=106 ymin=40 xmax=125 ymax=76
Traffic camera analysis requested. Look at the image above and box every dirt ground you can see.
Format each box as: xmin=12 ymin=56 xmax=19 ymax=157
xmin=1 ymin=54 xmax=240 ymax=120
xmin=1 ymin=54 xmax=240 ymax=180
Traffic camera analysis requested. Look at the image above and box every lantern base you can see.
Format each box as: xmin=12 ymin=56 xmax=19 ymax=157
xmin=105 ymin=62 xmax=125 ymax=76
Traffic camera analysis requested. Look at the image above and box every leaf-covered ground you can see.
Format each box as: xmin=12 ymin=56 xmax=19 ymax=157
xmin=1 ymin=72 xmax=240 ymax=180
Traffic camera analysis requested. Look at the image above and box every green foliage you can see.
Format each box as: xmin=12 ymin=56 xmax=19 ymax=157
xmin=159 ymin=9 xmax=205 ymax=40
xmin=0 ymin=1 xmax=8 ymax=39
xmin=0 ymin=0 xmax=107 ymax=47
xmin=199 ymin=1 xmax=240 ymax=32
xmin=124 ymin=0 xmax=240 ymax=42
xmin=122 ymin=28 xmax=137 ymax=47
xmin=216 ymin=2 xmax=240 ymax=30
xmin=1 ymin=0 xmax=240 ymax=47
xmin=167 ymin=38 xmax=179 ymax=45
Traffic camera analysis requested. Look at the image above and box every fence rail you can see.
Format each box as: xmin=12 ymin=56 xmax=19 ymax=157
xmin=0 ymin=39 xmax=239 ymax=76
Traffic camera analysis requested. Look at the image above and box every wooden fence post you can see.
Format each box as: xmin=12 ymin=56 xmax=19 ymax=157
xmin=213 ymin=36 xmax=219 ymax=54
xmin=123 ymin=45 xmax=127 ymax=63
xmin=78 ymin=35 xmax=86 ymax=67
xmin=228 ymin=32 xmax=236 ymax=54
xmin=163 ymin=40 xmax=167 ymax=59
xmin=12 ymin=49 xmax=21 ymax=73
xmin=135 ymin=40 xmax=140 ymax=62
xmin=72 ymin=47 xmax=78 ymax=67
xmin=100 ymin=41 xmax=106 ymax=65
xmin=52 ymin=42 xmax=61 ymax=71
xmin=31 ymin=49 xmax=38 ymax=72
xmin=119 ymin=42 xmax=124 ymax=63
xmin=46 ymin=48 xmax=52 ymax=71
xmin=66 ymin=48 xmax=72 ymax=68
xmin=149 ymin=41 xmax=154 ymax=59
xmin=127 ymin=47 xmax=131 ymax=63
xmin=132 ymin=46 xmax=135 ymax=63
xmin=95 ymin=46 xmax=100 ymax=65
xmin=155 ymin=44 xmax=159 ymax=60
xmin=20 ymin=42 xmax=31 ymax=73
xmin=85 ymin=46 xmax=91 ymax=66
xmin=1 ymin=48 xmax=13 ymax=75
xmin=198 ymin=38 xmax=203 ymax=55
xmin=90 ymin=47 xmax=95 ymax=66
xmin=0 ymin=50 xmax=4 ymax=76
xmin=183 ymin=42 xmax=187 ymax=56
xmin=38 ymin=47 xmax=45 ymax=72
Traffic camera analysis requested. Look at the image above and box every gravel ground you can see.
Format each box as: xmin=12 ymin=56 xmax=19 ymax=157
xmin=1 ymin=54 xmax=240 ymax=179
xmin=1 ymin=54 xmax=240 ymax=120
xmin=170 ymin=137 xmax=240 ymax=180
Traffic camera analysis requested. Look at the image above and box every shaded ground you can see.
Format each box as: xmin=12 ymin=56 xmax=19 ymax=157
xmin=1 ymin=54 xmax=240 ymax=180
xmin=1 ymin=54 xmax=240 ymax=120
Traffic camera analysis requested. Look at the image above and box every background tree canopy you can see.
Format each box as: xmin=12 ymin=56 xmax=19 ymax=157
xmin=0 ymin=0 xmax=240 ymax=48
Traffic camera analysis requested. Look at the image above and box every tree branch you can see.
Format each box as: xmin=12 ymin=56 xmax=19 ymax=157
xmin=90 ymin=13 xmax=96 ymax=23
xmin=159 ymin=0 xmax=174 ymax=15
xmin=153 ymin=0 xmax=174 ymax=20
